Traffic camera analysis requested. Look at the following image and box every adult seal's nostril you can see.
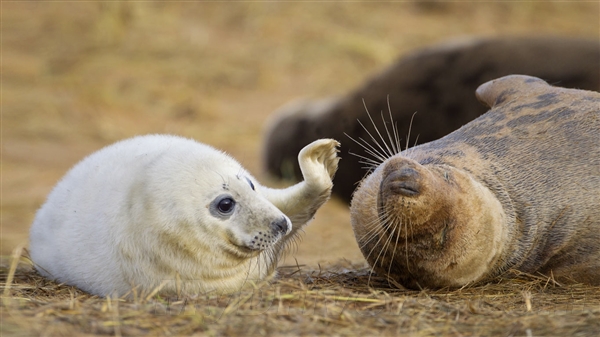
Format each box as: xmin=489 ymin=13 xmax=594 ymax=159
xmin=271 ymin=217 xmax=289 ymax=235
xmin=381 ymin=167 xmax=422 ymax=197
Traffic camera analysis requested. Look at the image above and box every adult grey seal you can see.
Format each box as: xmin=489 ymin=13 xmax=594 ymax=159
xmin=350 ymin=75 xmax=600 ymax=289
xmin=263 ymin=36 xmax=600 ymax=203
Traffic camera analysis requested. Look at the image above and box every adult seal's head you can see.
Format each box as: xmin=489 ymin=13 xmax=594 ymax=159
xmin=350 ymin=75 xmax=600 ymax=289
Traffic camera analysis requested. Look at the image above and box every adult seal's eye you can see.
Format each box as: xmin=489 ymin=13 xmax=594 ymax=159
xmin=217 ymin=197 xmax=235 ymax=214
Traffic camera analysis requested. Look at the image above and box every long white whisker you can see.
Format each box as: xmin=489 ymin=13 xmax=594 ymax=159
xmin=345 ymin=133 xmax=388 ymax=164
xmin=374 ymin=224 xmax=395 ymax=270
xmin=367 ymin=215 xmax=396 ymax=287
xmin=380 ymin=95 xmax=399 ymax=156
xmin=405 ymin=111 xmax=418 ymax=152
xmin=363 ymin=99 xmax=395 ymax=159
xmin=404 ymin=215 xmax=413 ymax=274
xmin=357 ymin=220 xmax=387 ymax=250
xmin=409 ymin=134 xmax=420 ymax=155
xmin=356 ymin=120 xmax=391 ymax=162
xmin=380 ymin=110 xmax=397 ymax=157
xmin=359 ymin=210 xmax=395 ymax=258
xmin=348 ymin=151 xmax=382 ymax=166
xmin=387 ymin=95 xmax=402 ymax=155
xmin=356 ymin=137 xmax=389 ymax=162
xmin=358 ymin=216 xmax=390 ymax=252
xmin=394 ymin=121 xmax=402 ymax=155
xmin=387 ymin=217 xmax=402 ymax=286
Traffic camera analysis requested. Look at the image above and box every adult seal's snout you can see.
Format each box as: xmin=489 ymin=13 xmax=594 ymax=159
xmin=381 ymin=162 xmax=423 ymax=198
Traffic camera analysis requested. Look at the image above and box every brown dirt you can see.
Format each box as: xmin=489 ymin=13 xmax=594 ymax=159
xmin=2 ymin=2 xmax=599 ymax=336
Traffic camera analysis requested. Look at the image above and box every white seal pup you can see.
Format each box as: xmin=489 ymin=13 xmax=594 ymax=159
xmin=29 ymin=135 xmax=339 ymax=296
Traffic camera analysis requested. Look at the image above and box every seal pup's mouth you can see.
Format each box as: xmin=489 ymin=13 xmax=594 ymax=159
xmin=245 ymin=217 xmax=290 ymax=251
xmin=225 ymin=217 xmax=291 ymax=257
xmin=220 ymin=238 xmax=262 ymax=259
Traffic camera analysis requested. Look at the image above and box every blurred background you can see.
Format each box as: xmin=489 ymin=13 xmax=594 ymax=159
xmin=3 ymin=2 xmax=598 ymax=266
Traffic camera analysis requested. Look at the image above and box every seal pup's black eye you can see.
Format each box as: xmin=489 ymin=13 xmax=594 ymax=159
xmin=245 ymin=177 xmax=255 ymax=191
xmin=211 ymin=195 xmax=237 ymax=217
xmin=217 ymin=197 xmax=235 ymax=214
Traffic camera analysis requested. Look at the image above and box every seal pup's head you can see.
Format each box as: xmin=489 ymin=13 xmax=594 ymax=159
xmin=200 ymin=168 xmax=292 ymax=257
xmin=119 ymin=141 xmax=294 ymax=295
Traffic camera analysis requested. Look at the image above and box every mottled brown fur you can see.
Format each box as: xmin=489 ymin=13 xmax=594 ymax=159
xmin=350 ymin=75 xmax=600 ymax=289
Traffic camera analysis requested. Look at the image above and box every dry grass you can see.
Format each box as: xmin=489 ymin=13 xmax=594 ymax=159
xmin=2 ymin=250 xmax=600 ymax=336
xmin=2 ymin=2 xmax=600 ymax=336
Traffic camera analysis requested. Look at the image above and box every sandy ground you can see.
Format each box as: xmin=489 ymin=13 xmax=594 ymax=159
xmin=2 ymin=2 xmax=598 ymax=268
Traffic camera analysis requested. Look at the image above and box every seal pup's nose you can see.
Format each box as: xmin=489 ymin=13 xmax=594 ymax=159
xmin=270 ymin=217 xmax=289 ymax=235
xmin=381 ymin=163 xmax=422 ymax=197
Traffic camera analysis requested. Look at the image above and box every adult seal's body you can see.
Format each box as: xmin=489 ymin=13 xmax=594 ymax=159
xmin=30 ymin=135 xmax=339 ymax=296
xmin=350 ymin=75 xmax=600 ymax=289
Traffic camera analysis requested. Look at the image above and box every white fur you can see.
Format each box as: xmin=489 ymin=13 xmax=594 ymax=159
xmin=29 ymin=135 xmax=339 ymax=296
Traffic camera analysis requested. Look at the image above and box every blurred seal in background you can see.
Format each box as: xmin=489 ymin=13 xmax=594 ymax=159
xmin=263 ymin=36 xmax=600 ymax=203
